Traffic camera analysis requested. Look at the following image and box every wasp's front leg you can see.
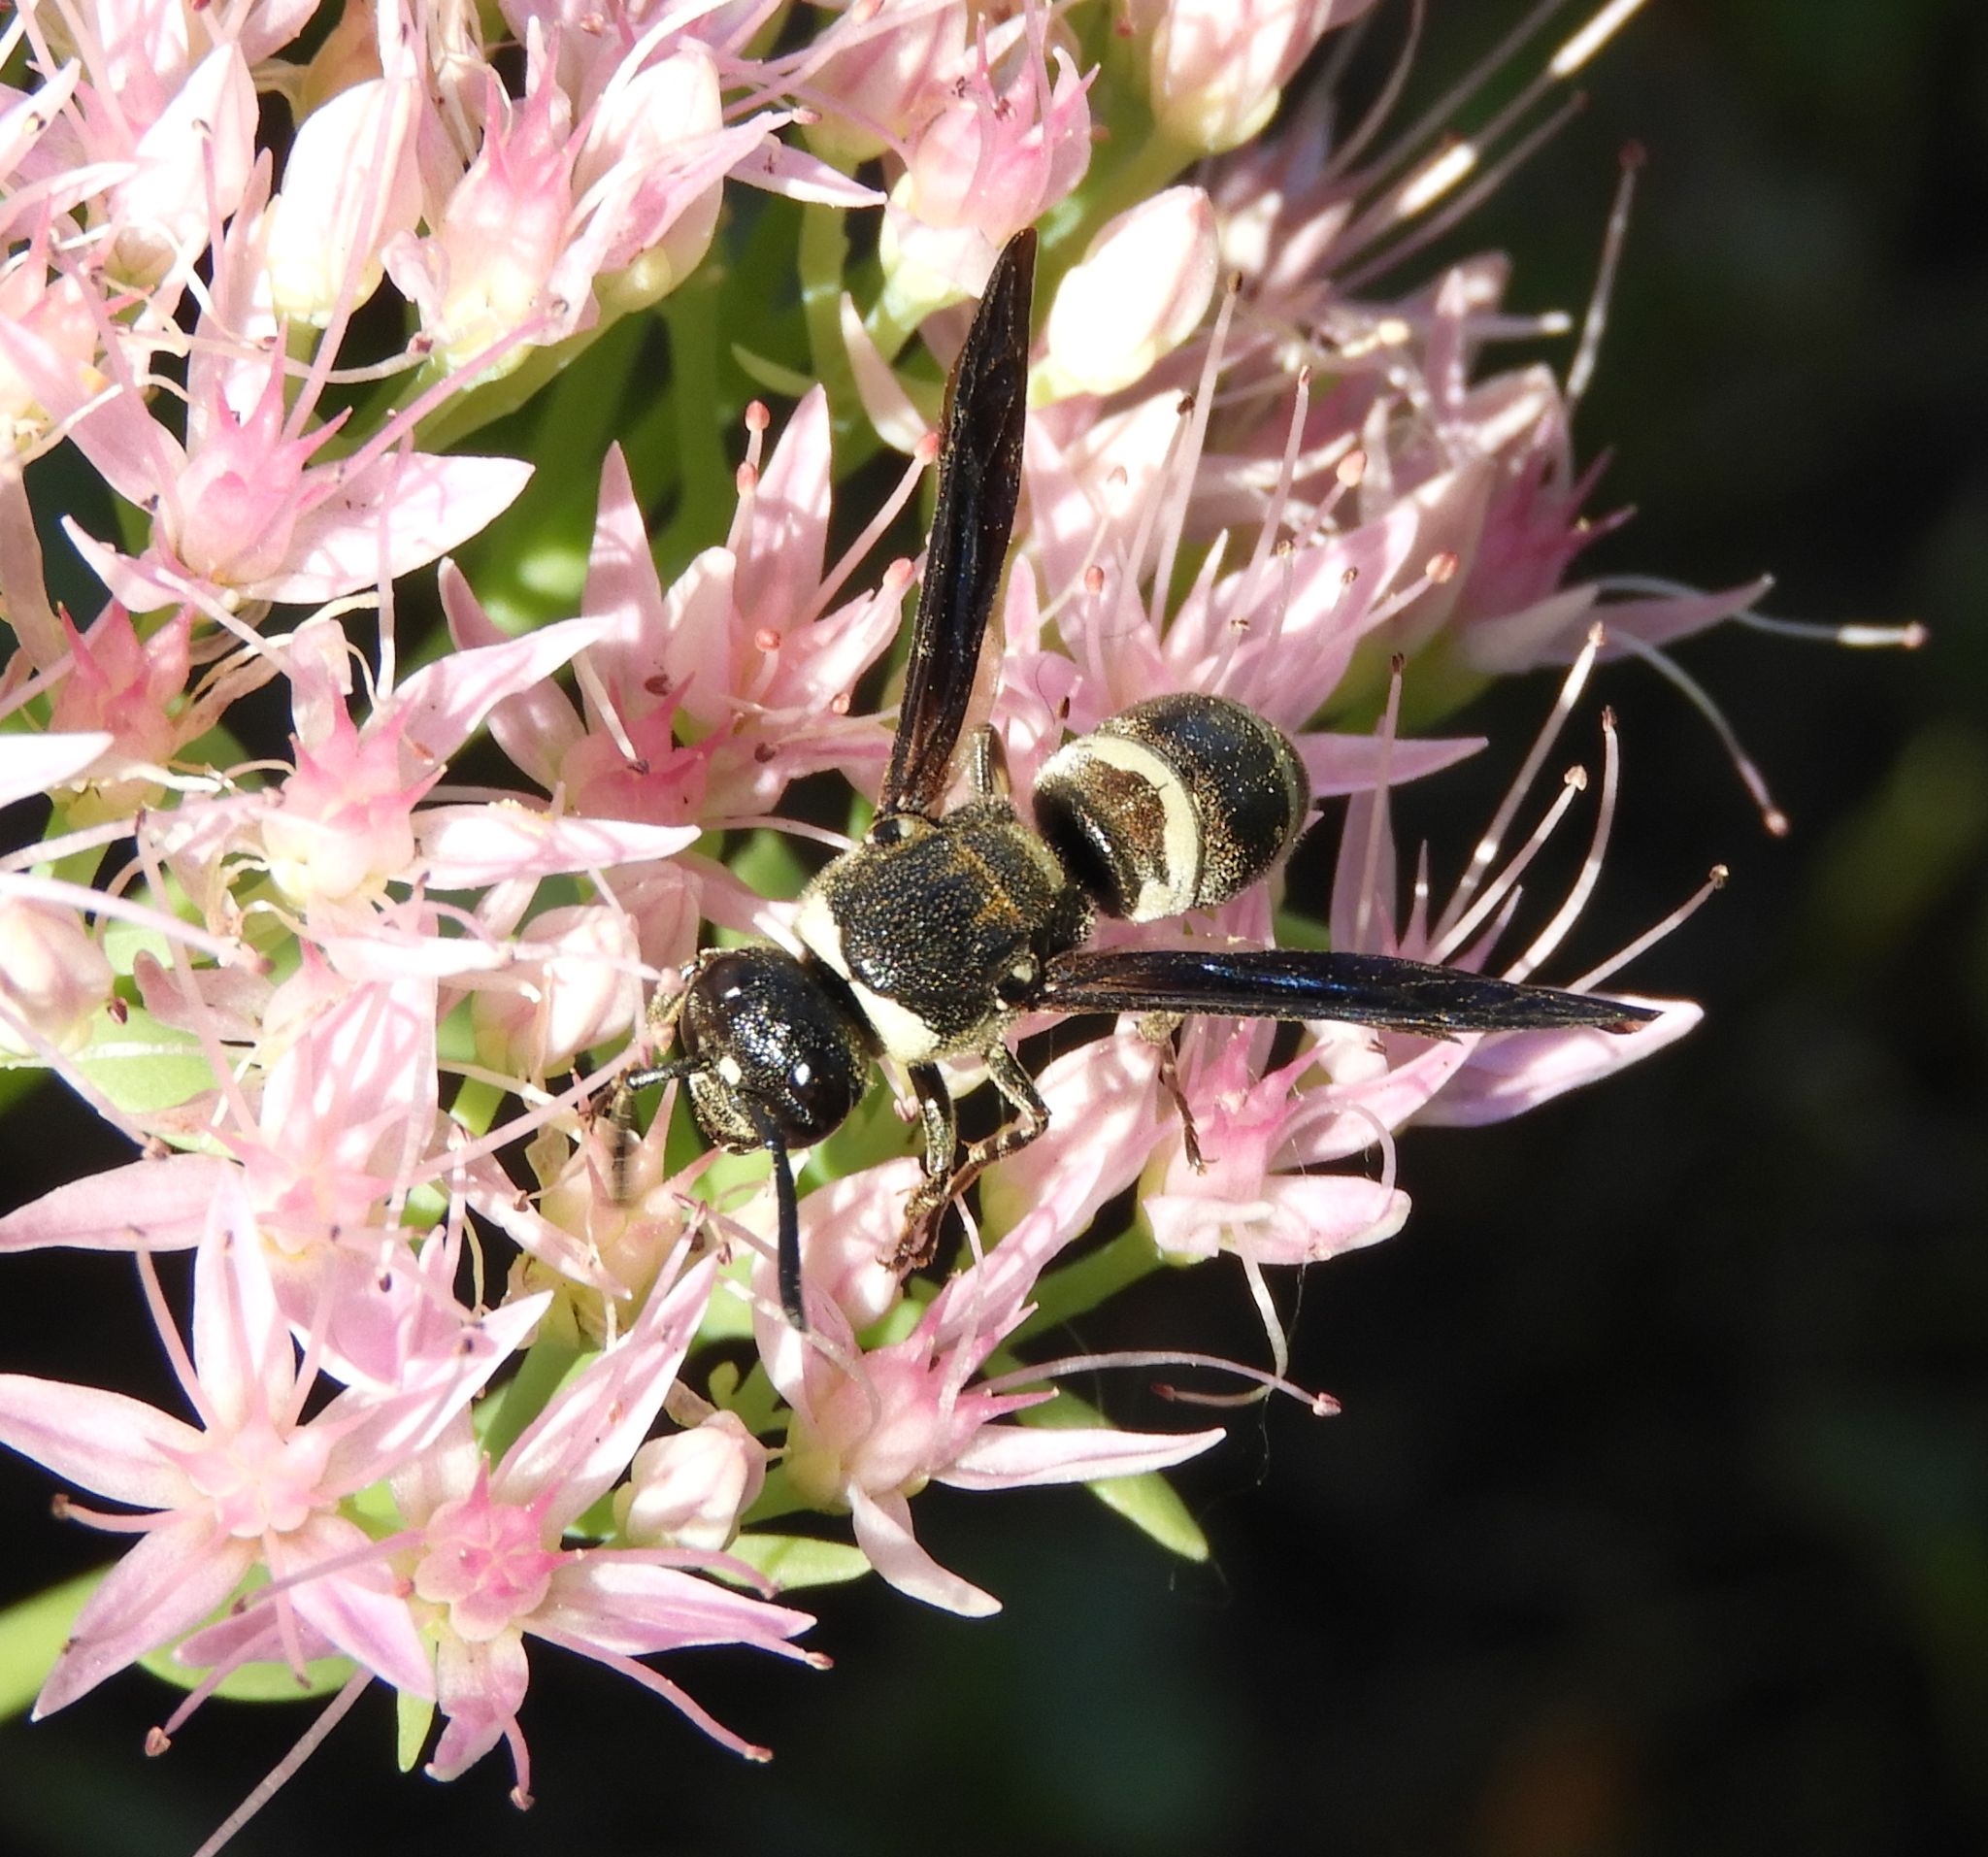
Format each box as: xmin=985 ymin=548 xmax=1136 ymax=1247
xmin=606 ymin=982 xmax=693 ymax=1201
xmin=893 ymin=1043 xmax=1048 ymax=1271
xmin=893 ymin=1062 xmax=959 ymax=1271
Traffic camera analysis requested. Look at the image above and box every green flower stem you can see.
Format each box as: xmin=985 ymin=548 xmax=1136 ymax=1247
xmin=448 ymin=1076 xmax=502 ymax=1141
xmin=798 ymin=202 xmax=875 ymax=456
xmin=480 ymin=1329 xmax=587 ymax=1465
xmin=413 ymin=315 xmax=619 ymax=456
xmin=1011 ymin=1217 xmax=1167 ymax=1342
xmin=649 ymin=269 xmax=733 ymax=565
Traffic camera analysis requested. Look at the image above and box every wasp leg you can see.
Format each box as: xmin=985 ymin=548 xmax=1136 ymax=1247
xmin=894 ymin=1063 xmax=960 ymax=1271
xmin=615 ymin=982 xmax=692 ymax=1116
xmin=968 ymin=724 xmax=1010 ymax=802
xmin=1139 ymin=1011 xmax=1206 ymax=1174
xmin=608 ymin=982 xmax=698 ymax=1203
xmin=896 ymin=1042 xmax=1048 ymax=1270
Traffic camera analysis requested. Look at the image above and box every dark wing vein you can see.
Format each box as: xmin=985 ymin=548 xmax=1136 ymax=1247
xmin=1033 ymin=947 xmax=1658 ymax=1036
xmin=878 ymin=228 xmax=1037 ymax=819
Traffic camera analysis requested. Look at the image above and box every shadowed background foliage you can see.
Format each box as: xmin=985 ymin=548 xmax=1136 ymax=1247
xmin=3 ymin=2 xmax=1983 ymax=1852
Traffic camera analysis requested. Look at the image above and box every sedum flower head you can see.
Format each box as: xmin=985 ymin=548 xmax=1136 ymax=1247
xmin=0 ymin=1 xmax=1907 ymax=1845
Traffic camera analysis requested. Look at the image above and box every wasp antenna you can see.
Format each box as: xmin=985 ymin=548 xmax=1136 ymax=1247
xmin=743 ymin=1099 xmax=807 ymax=1331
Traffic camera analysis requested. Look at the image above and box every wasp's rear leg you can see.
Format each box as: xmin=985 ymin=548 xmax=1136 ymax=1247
xmin=1140 ymin=1011 xmax=1206 ymax=1173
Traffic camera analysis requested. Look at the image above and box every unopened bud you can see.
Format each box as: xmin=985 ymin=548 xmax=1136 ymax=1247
xmin=0 ymin=898 xmax=115 ymax=1058
xmin=616 ymin=1411 xmax=769 ymax=1551
xmin=1041 ymin=186 xmax=1218 ymax=397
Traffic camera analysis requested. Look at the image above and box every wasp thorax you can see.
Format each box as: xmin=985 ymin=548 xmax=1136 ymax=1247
xmin=1033 ymin=693 xmax=1311 ymax=922
xmin=677 ymin=947 xmax=870 ymax=1152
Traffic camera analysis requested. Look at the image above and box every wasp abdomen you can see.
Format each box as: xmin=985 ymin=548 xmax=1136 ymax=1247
xmin=1034 ymin=693 xmax=1310 ymax=922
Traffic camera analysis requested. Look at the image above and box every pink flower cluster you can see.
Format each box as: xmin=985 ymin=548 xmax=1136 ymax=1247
xmin=0 ymin=0 xmax=1887 ymax=1844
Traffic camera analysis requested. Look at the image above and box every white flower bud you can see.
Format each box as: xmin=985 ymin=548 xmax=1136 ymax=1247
xmin=616 ymin=1412 xmax=768 ymax=1551
xmin=473 ymin=904 xmax=642 ymax=1080
xmin=1143 ymin=0 xmax=1375 ymax=155
xmin=1041 ymin=186 xmax=1218 ymax=397
xmin=0 ymin=898 xmax=115 ymax=1057
xmin=266 ymin=75 xmax=421 ymax=326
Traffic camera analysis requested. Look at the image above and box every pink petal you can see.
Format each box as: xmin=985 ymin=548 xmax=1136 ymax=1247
xmin=1298 ymin=731 xmax=1484 ymax=798
xmin=318 ymin=1296 xmax=549 ymax=1496
xmin=0 ymin=1375 xmax=202 ymax=1509
xmin=731 ymin=139 xmax=884 ymax=207
xmin=174 ymin=1601 xmax=332 ymax=1674
xmin=427 ymin=1628 xmax=530 ymax=1781
xmin=460 ymin=1170 xmax=620 ymax=1291
xmin=734 ymin=387 xmax=831 ymax=629
xmin=1293 ymin=1041 xmax=1475 ymax=1160
xmin=841 ymin=293 xmax=928 ymax=453
xmin=278 ymin=1517 xmax=435 ymax=1699
xmin=848 ymin=1485 xmax=1000 ymax=1617
xmin=0 ymin=732 xmax=114 ymax=806
xmin=259 ymin=452 xmax=535 ymax=605
xmin=495 ymin=1258 xmax=715 ymax=1527
xmin=0 ymin=322 xmax=184 ymax=508
xmin=311 ymin=923 xmax=515 ymax=981
xmin=580 ymin=446 xmax=669 ymax=700
xmin=414 ymin=806 xmax=696 ymax=888
xmin=58 ymin=520 xmax=192 ymax=612
xmin=1146 ymin=1175 xmax=1408 ymax=1265
xmin=35 ymin=1518 xmax=254 ymax=1717
xmin=537 ymin=1558 xmax=812 ymax=1658
xmin=963 ymin=1034 xmax=1168 ymax=1327
xmin=438 ymin=565 xmax=584 ymax=790
xmin=1594 ymin=577 xmax=1777 ymax=653
xmin=1414 ymin=998 xmax=1701 ymax=1127
xmin=941 ymin=1420 xmax=1224 ymax=1490
xmin=189 ymin=1188 xmax=294 ymax=1431
xmin=265 ymin=975 xmax=437 ymax=1149
xmin=382 ymin=614 xmax=608 ymax=766
xmin=1457 ymin=585 xmax=1600 ymax=675
xmin=390 ymin=1412 xmax=480 ymax=1530
xmin=0 ymin=1153 xmax=235 ymax=1254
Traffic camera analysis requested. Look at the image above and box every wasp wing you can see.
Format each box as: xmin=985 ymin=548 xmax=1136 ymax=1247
xmin=1032 ymin=946 xmax=1658 ymax=1037
xmin=878 ymin=228 xmax=1037 ymax=821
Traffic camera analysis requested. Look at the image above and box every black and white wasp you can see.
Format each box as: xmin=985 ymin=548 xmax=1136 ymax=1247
xmin=625 ymin=229 xmax=1654 ymax=1328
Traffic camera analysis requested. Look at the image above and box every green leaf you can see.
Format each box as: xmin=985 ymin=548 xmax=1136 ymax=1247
xmin=696 ymin=1276 xmax=759 ymax=1345
xmin=480 ymin=1331 xmax=590 ymax=1464
xmin=740 ymin=1461 xmax=808 ymax=1530
xmin=136 ymin=1642 xmax=355 ymax=1704
xmin=725 ymin=1532 xmax=871 ymax=1590
xmin=730 ymin=346 xmax=815 ymax=399
xmin=1086 ymin=1467 xmax=1210 ymax=1563
xmin=1270 ymin=908 xmax=1336 ymax=952
xmin=0 ymin=1569 xmax=99 ymax=1720
xmin=69 ymin=1002 xmax=213 ymax=1116
xmin=1010 ymin=1222 xmax=1165 ymax=1339
xmin=396 ymin=1689 xmax=436 ymax=1773
xmin=1018 ymin=1393 xmax=1210 ymax=1563
xmin=724 ymin=827 xmax=811 ymax=904
xmin=0 ymin=1063 xmax=47 ymax=1118
xmin=712 ymin=1358 xmax=785 ymax=1437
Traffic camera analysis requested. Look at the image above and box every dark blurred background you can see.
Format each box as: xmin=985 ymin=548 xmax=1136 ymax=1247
xmin=4 ymin=2 xmax=1984 ymax=1852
